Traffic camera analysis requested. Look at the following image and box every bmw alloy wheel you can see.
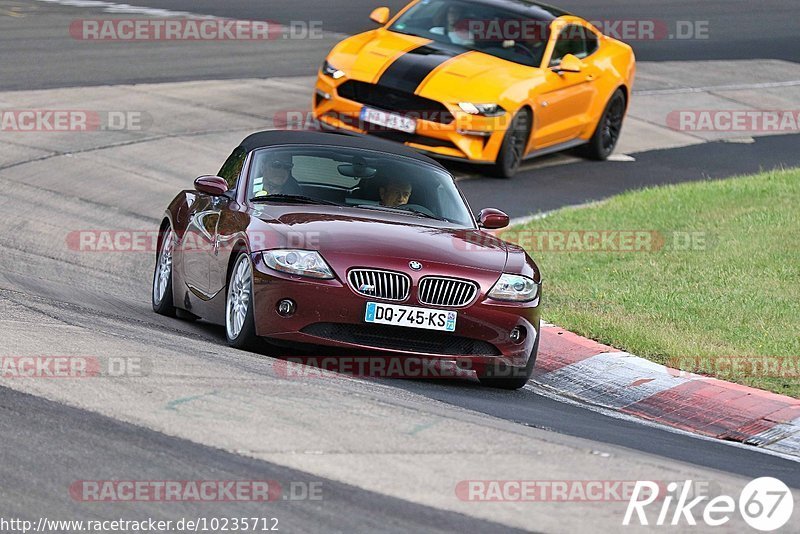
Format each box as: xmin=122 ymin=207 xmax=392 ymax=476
xmin=153 ymin=229 xmax=174 ymax=306
xmin=226 ymin=254 xmax=253 ymax=340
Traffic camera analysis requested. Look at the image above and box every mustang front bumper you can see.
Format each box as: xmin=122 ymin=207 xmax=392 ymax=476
xmin=312 ymin=73 xmax=512 ymax=164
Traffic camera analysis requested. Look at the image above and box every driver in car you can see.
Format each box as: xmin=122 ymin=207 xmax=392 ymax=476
xmin=379 ymin=178 xmax=413 ymax=207
xmin=254 ymin=154 xmax=302 ymax=197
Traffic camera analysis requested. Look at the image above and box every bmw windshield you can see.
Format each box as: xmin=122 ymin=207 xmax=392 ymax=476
xmin=248 ymin=146 xmax=476 ymax=227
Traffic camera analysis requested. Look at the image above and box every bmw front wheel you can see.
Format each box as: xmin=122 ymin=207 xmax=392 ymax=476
xmin=225 ymin=252 xmax=259 ymax=349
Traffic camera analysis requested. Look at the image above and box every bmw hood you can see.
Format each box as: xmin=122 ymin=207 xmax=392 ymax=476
xmin=251 ymin=207 xmax=509 ymax=273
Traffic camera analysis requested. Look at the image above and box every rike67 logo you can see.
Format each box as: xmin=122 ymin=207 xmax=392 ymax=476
xmin=624 ymin=478 xmax=794 ymax=531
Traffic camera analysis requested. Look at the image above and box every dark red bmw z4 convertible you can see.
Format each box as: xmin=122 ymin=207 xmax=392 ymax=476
xmin=153 ymin=131 xmax=542 ymax=389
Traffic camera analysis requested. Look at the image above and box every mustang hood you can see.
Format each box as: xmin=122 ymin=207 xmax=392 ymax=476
xmin=252 ymin=208 xmax=508 ymax=273
xmin=347 ymin=32 xmax=531 ymax=101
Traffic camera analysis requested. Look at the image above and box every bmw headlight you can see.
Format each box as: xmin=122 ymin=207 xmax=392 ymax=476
xmin=488 ymin=274 xmax=539 ymax=302
xmin=321 ymin=60 xmax=346 ymax=80
xmin=262 ymin=250 xmax=334 ymax=279
xmin=458 ymin=102 xmax=506 ymax=117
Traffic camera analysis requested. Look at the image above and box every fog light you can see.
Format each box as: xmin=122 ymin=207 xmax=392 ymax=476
xmin=277 ymin=299 xmax=296 ymax=317
xmin=510 ymin=327 xmax=526 ymax=344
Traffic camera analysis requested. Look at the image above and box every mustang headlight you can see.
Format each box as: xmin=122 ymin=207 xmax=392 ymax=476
xmin=488 ymin=274 xmax=539 ymax=302
xmin=321 ymin=60 xmax=346 ymax=80
xmin=458 ymin=102 xmax=506 ymax=117
xmin=262 ymin=250 xmax=334 ymax=279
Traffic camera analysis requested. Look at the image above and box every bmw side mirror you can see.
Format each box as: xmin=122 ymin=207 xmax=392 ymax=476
xmin=194 ymin=175 xmax=229 ymax=196
xmin=552 ymin=54 xmax=582 ymax=74
xmin=369 ymin=7 xmax=390 ymax=25
xmin=479 ymin=208 xmax=510 ymax=230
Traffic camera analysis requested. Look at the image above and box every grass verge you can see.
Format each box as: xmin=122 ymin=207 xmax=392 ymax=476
xmin=502 ymin=167 xmax=800 ymax=397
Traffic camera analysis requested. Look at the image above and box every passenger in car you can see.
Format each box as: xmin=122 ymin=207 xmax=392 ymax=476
xmin=430 ymin=3 xmax=473 ymax=46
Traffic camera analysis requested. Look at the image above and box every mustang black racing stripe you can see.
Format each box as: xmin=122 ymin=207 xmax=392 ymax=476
xmin=378 ymin=43 xmax=466 ymax=94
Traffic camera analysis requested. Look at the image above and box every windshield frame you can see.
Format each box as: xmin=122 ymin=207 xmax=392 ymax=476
xmin=245 ymin=144 xmax=478 ymax=229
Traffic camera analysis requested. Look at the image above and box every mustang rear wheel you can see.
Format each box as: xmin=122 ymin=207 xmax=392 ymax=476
xmin=478 ymin=322 xmax=540 ymax=390
xmin=579 ymin=88 xmax=626 ymax=160
xmin=152 ymin=227 xmax=176 ymax=317
xmin=226 ymin=253 xmax=258 ymax=349
xmin=492 ymin=108 xmax=531 ymax=179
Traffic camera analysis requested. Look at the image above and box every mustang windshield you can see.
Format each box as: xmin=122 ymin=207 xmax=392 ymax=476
xmin=389 ymin=0 xmax=552 ymax=67
xmin=248 ymin=146 xmax=476 ymax=227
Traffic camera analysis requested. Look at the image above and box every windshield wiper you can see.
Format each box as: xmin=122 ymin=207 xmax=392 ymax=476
xmin=250 ymin=194 xmax=340 ymax=206
xmin=354 ymin=204 xmax=446 ymax=221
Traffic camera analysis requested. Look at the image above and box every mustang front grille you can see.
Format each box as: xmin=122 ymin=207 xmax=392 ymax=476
xmin=348 ymin=269 xmax=410 ymax=301
xmin=336 ymin=80 xmax=454 ymax=124
xmin=418 ymin=277 xmax=478 ymax=307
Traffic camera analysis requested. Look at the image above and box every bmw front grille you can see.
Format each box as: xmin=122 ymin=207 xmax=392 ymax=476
xmin=348 ymin=269 xmax=411 ymax=301
xmin=418 ymin=277 xmax=478 ymax=307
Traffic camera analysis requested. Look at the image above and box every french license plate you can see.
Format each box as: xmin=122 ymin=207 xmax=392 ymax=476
xmin=360 ymin=106 xmax=417 ymax=134
xmin=365 ymin=302 xmax=456 ymax=332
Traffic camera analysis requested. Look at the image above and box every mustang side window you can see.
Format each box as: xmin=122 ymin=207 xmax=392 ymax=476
xmin=550 ymin=24 xmax=593 ymax=66
xmin=585 ymin=29 xmax=599 ymax=56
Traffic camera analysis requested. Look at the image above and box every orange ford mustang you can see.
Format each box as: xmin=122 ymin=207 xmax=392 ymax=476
xmin=312 ymin=0 xmax=635 ymax=177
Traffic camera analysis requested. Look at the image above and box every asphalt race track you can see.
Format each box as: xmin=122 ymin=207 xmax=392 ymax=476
xmin=4 ymin=0 xmax=800 ymax=89
xmin=0 ymin=387 xmax=528 ymax=533
xmin=24 ymin=0 xmax=800 ymax=62
xmin=1 ymin=0 xmax=799 ymax=531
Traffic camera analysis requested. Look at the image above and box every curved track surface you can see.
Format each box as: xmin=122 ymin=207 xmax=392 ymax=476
xmin=4 ymin=0 xmax=799 ymax=89
xmin=46 ymin=0 xmax=800 ymax=61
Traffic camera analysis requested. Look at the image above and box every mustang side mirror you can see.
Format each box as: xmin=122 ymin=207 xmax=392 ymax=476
xmin=552 ymin=53 xmax=582 ymax=74
xmin=478 ymin=208 xmax=510 ymax=230
xmin=194 ymin=175 xmax=229 ymax=196
xmin=369 ymin=7 xmax=390 ymax=25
